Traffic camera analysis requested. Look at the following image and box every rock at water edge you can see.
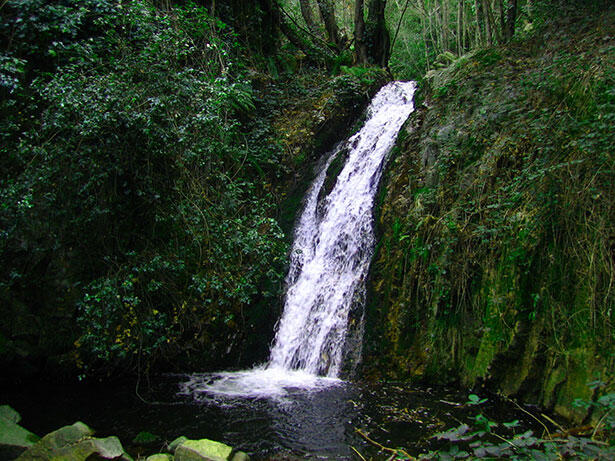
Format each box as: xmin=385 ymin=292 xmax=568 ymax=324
xmin=146 ymin=454 xmax=173 ymax=461
xmin=230 ymin=451 xmax=249 ymax=461
xmin=175 ymin=439 xmax=233 ymax=461
xmin=167 ymin=436 xmax=188 ymax=454
xmin=0 ymin=407 xmax=40 ymax=459
xmin=16 ymin=422 xmax=131 ymax=461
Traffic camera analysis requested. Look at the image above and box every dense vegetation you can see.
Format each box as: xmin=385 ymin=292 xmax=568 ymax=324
xmin=0 ymin=0 xmax=287 ymax=376
xmin=0 ymin=0 xmax=384 ymax=379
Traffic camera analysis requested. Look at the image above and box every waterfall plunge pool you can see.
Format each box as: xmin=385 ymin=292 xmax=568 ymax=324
xmin=4 ymin=375 xmax=544 ymax=460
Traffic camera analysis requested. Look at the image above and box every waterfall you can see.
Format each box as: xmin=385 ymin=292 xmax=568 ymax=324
xmin=181 ymin=81 xmax=416 ymax=399
xmin=268 ymin=81 xmax=417 ymax=376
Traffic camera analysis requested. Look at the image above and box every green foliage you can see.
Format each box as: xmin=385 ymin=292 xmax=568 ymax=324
xmin=419 ymin=394 xmax=615 ymax=460
xmin=339 ymin=65 xmax=382 ymax=87
xmin=467 ymin=394 xmax=488 ymax=406
xmin=132 ymin=431 xmax=159 ymax=445
xmin=387 ymin=13 xmax=428 ymax=81
xmin=0 ymin=0 xmax=289 ymax=373
xmin=574 ymin=381 xmax=615 ymax=439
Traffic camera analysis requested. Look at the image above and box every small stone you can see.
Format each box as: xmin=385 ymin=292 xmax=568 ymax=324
xmin=147 ymin=454 xmax=173 ymax=461
xmin=167 ymin=436 xmax=188 ymax=453
xmin=175 ymin=439 xmax=233 ymax=461
xmin=230 ymin=451 xmax=249 ymax=461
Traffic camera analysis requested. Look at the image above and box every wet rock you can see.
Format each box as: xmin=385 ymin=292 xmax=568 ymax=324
xmin=0 ymin=405 xmax=21 ymax=424
xmin=167 ymin=436 xmax=188 ymax=453
xmin=0 ymin=406 xmax=40 ymax=459
xmin=16 ymin=422 xmax=131 ymax=461
xmin=230 ymin=451 xmax=249 ymax=461
xmin=174 ymin=439 xmax=233 ymax=461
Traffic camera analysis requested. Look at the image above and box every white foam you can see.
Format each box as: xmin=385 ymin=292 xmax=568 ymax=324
xmin=181 ymin=366 xmax=342 ymax=400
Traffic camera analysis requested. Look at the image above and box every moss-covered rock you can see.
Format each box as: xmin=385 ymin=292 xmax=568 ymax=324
xmin=146 ymin=455 xmax=173 ymax=461
xmin=174 ymin=439 xmax=233 ymax=461
xmin=16 ymin=422 xmax=131 ymax=461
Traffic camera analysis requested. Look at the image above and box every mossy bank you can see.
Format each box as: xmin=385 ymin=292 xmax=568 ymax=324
xmin=366 ymin=8 xmax=615 ymax=422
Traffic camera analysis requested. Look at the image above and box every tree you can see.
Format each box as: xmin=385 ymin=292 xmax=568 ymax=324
xmin=262 ymin=0 xmax=390 ymax=68
xmin=299 ymin=0 xmax=322 ymax=37
xmin=364 ymin=0 xmax=390 ymax=66
xmin=316 ymin=0 xmax=344 ymax=48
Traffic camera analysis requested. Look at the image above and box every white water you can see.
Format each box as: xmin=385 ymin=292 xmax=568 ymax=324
xmin=181 ymin=81 xmax=416 ymax=399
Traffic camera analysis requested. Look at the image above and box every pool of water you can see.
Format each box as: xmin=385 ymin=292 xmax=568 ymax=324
xmin=3 ymin=374 xmax=543 ymax=460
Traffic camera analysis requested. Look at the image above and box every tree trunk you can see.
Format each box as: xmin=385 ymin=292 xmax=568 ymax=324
xmin=422 ymin=3 xmax=430 ymax=71
xmin=474 ymin=0 xmax=484 ymax=46
xmin=354 ymin=0 xmax=368 ymax=64
xmin=481 ymin=0 xmax=493 ymax=45
xmin=261 ymin=0 xmax=335 ymax=64
xmin=298 ymin=0 xmax=321 ymax=37
xmin=316 ymin=0 xmax=342 ymax=48
xmin=365 ymin=0 xmax=390 ymax=67
xmin=457 ymin=0 xmax=463 ymax=55
xmin=442 ymin=0 xmax=449 ymax=52
xmin=506 ymin=0 xmax=518 ymax=41
xmin=498 ymin=0 xmax=506 ymax=41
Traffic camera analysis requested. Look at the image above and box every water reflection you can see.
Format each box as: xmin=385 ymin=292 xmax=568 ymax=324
xmin=180 ymin=369 xmax=358 ymax=458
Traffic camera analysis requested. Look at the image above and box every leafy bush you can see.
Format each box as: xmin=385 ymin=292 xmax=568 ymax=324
xmin=420 ymin=394 xmax=615 ymax=460
xmin=0 ymin=0 xmax=288 ymax=374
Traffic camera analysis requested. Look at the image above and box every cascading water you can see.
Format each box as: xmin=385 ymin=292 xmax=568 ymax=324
xmin=182 ymin=81 xmax=416 ymax=399
xmin=268 ymin=80 xmax=417 ymax=376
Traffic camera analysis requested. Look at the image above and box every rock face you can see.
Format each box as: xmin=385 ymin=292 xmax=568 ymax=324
xmin=365 ymin=10 xmax=615 ymax=422
xmin=16 ymin=421 xmax=131 ymax=461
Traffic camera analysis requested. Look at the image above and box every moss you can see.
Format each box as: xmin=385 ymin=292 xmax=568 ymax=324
xmin=466 ymin=331 xmax=498 ymax=384
xmin=554 ymin=349 xmax=595 ymax=423
xmin=365 ymin=8 xmax=615 ymax=421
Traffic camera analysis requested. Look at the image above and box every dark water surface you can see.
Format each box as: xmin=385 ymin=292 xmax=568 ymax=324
xmin=3 ymin=376 xmax=542 ymax=459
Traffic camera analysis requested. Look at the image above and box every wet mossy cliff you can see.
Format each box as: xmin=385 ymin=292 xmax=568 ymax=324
xmin=365 ymin=11 xmax=615 ymax=421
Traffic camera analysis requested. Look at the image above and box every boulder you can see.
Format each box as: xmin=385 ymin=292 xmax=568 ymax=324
xmin=174 ymin=439 xmax=233 ymax=461
xmin=16 ymin=422 xmax=132 ymax=461
xmin=0 ymin=407 xmax=40 ymax=459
